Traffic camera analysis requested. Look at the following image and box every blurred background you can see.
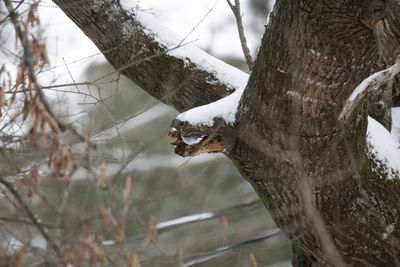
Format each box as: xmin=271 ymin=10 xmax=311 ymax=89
xmin=0 ymin=0 xmax=292 ymax=266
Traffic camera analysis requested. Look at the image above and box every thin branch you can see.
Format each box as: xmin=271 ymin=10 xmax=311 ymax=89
xmin=177 ymin=0 xmax=219 ymax=47
xmin=3 ymin=0 xmax=93 ymax=146
xmin=0 ymin=175 xmax=63 ymax=259
xmin=3 ymin=0 xmax=66 ymax=130
xmin=102 ymin=200 xmax=265 ymax=246
xmin=226 ymin=0 xmax=254 ymax=71
xmin=62 ymin=57 xmax=81 ymax=93
xmin=182 ymin=229 xmax=280 ymax=267
xmin=0 ymin=0 xmax=23 ymax=25
xmin=0 ymin=216 xmax=59 ymax=229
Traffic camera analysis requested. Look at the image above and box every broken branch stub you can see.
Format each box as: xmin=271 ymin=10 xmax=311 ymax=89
xmin=339 ymin=59 xmax=400 ymax=123
xmin=169 ymin=119 xmax=227 ymax=157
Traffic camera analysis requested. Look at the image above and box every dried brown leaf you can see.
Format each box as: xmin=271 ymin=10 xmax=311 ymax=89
xmin=80 ymin=235 xmax=106 ymax=264
xmin=126 ymin=253 xmax=141 ymax=267
xmin=15 ymin=66 xmax=24 ymax=91
xmin=13 ymin=247 xmax=27 ymax=267
xmin=0 ymin=88 xmax=7 ymax=107
xmin=29 ymin=164 xmax=39 ymax=185
xmin=41 ymin=110 xmax=60 ymax=133
xmin=48 ymin=139 xmax=58 ymax=166
xmin=96 ymin=156 xmax=106 ymax=186
xmin=142 ymin=216 xmax=158 ymax=247
xmin=22 ymin=98 xmax=30 ymax=121
xmin=139 ymin=221 xmax=147 ymax=237
xmin=250 ymin=252 xmax=257 ymax=267
xmin=149 ymin=216 xmax=158 ymax=240
xmin=221 ymin=215 xmax=228 ymax=246
xmin=142 ymin=234 xmax=152 ymax=248
xmin=115 ymin=221 xmax=125 ymax=245
xmin=100 ymin=207 xmax=117 ymax=230
xmin=27 ymin=3 xmax=40 ymax=27
xmin=123 ymin=175 xmax=131 ymax=206
xmin=85 ymin=120 xmax=95 ymax=148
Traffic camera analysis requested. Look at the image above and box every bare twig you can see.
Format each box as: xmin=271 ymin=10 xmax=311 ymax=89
xmin=226 ymin=0 xmax=254 ymax=71
xmin=0 ymin=0 xmax=24 ymax=25
xmin=0 ymin=216 xmax=59 ymax=229
xmin=3 ymin=0 xmax=66 ymax=130
xmin=182 ymin=229 xmax=280 ymax=267
xmin=177 ymin=0 xmax=219 ymax=47
xmin=0 ymin=175 xmax=63 ymax=259
xmin=62 ymin=57 xmax=81 ymax=93
xmin=3 ymin=0 xmax=92 ymax=146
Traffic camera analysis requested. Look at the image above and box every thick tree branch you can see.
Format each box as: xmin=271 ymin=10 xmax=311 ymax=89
xmin=52 ymin=0 xmax=248 ymax=112
xmin=339 ymin=60 xmax=400 ymax=123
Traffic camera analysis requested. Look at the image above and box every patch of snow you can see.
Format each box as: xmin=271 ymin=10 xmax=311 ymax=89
xmin=156 ymin=212 xmax=214 ymax=229
xmin=382 ymin=223 xmax=396 ymax=240
xmin=367 ymin=116 xmax=400 ymax=179
xmin=120 ymin=0 xmax=248 ymax=91
xmin=102 ymin=240 xmax=116 ymax=246
xmin=31 ymin=235 xmax=47 ymax=250
xmin=5 ymin=237 xmax=23 ymax=253
xmin=176 ymin=84 xmax=246 ymax=126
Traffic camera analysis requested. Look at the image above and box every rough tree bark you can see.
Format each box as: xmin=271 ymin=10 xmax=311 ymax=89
xmin=52 ymin=0 xmax=400 ymax=266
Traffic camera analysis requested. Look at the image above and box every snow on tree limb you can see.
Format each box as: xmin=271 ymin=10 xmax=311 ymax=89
xmin=119 ymin=0 xmax=248 ymax=96
xmin=338 ymin=60 xmax=400 ymax=122
xmin=120 ymin=1 xmax=249 ymax=92
xmin=176 ymin=83 xmax=246 ymax=127
xmin=53 ymin=0 xmax=248 ymax=112
xmin=168 ymin=75 xmax=247 ymax=156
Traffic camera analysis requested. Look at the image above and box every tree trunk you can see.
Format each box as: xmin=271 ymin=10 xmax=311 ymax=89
xmin=53 ymin=0 xmax=400 ymax=265
xmin=232 ymin=1 xmax=400 ymax=265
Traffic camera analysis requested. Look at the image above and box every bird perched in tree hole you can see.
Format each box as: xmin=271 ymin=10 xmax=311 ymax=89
xmin=180 ymin=130 xmax=209 ymax=145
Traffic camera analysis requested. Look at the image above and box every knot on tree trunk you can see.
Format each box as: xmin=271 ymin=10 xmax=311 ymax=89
xmin=169 ymin=119 xmax=227 ymax=157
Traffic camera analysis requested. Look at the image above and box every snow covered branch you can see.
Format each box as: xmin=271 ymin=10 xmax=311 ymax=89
xmin=53 ymin=0 xmax=248 ymax=112
xmin=339 ymin=60 xmax=400 ymax=123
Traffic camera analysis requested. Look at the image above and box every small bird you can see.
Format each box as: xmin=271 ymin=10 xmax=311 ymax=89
xmin=181 ymin=131 xmax=208 ymax=145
